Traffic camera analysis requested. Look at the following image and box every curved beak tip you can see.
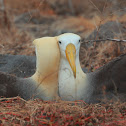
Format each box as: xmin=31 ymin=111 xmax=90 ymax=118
xmin=74 ymin=72 xmax=76 ymax=78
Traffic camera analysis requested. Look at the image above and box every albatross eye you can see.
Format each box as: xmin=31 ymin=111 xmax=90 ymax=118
xmin=59 ymin=41 xmax=62 ymax=44
xmin=79 ymin=40 xmax=81 ymax=43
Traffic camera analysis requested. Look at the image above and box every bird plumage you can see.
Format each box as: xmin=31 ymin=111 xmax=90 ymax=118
xmin=57 ymin=33 xmax=126 ymax=103
xmin=86 ymin=54 xmax=126 ymax=103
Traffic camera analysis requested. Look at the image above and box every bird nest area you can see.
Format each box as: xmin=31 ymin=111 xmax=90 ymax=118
xmin=0 ymin=97 xmax=126 ymax=126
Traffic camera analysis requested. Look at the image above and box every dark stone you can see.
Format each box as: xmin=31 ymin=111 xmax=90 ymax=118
xmin=84 ymin=21 xmax=126 ymax=48
xmin=88 ymin=21 xmax=125 ymax=40
xmin=0 ymin=54 xmax=36 ymax=78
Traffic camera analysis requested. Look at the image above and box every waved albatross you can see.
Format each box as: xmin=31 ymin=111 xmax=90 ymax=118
xmin=0 ymin=37 xmax=60 ymax=100
xmin=57 ymin=33 xmax=126 ymax=103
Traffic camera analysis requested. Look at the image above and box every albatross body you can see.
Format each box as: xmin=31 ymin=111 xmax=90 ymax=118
xmin=0 ymin=37 xmax=60 ymax=100
xmin=57 ymin=33 xmax=126 ymax=103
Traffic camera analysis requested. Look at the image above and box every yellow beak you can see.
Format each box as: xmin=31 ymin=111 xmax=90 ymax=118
xmin=65 ymin=43 xmax=76 ymax=78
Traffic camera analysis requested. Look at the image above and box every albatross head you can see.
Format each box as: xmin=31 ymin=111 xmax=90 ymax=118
xmin=57 ymin=33 xmax=81 ymax=78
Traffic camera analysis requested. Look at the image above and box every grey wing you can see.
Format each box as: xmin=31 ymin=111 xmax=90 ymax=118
xmin=91 ymin=54 xmax=126 ymax=102
xmin=0 ymin=54 xmax=36 ymax=77
xmin=0 ymin=72 xmax=18 ymax=97
xmin=110 ymin=54 xmax=126 ymax=94
xmin=0 ymin=71 xmax=37 ymax=100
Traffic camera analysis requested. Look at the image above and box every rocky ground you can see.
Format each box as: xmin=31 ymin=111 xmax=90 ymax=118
xmin=0 ymin=0 xmax=126 ymax=125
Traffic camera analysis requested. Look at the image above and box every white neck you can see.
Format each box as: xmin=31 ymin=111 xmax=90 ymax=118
xmin=58 ymin=53 xmax=88 ymax=101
